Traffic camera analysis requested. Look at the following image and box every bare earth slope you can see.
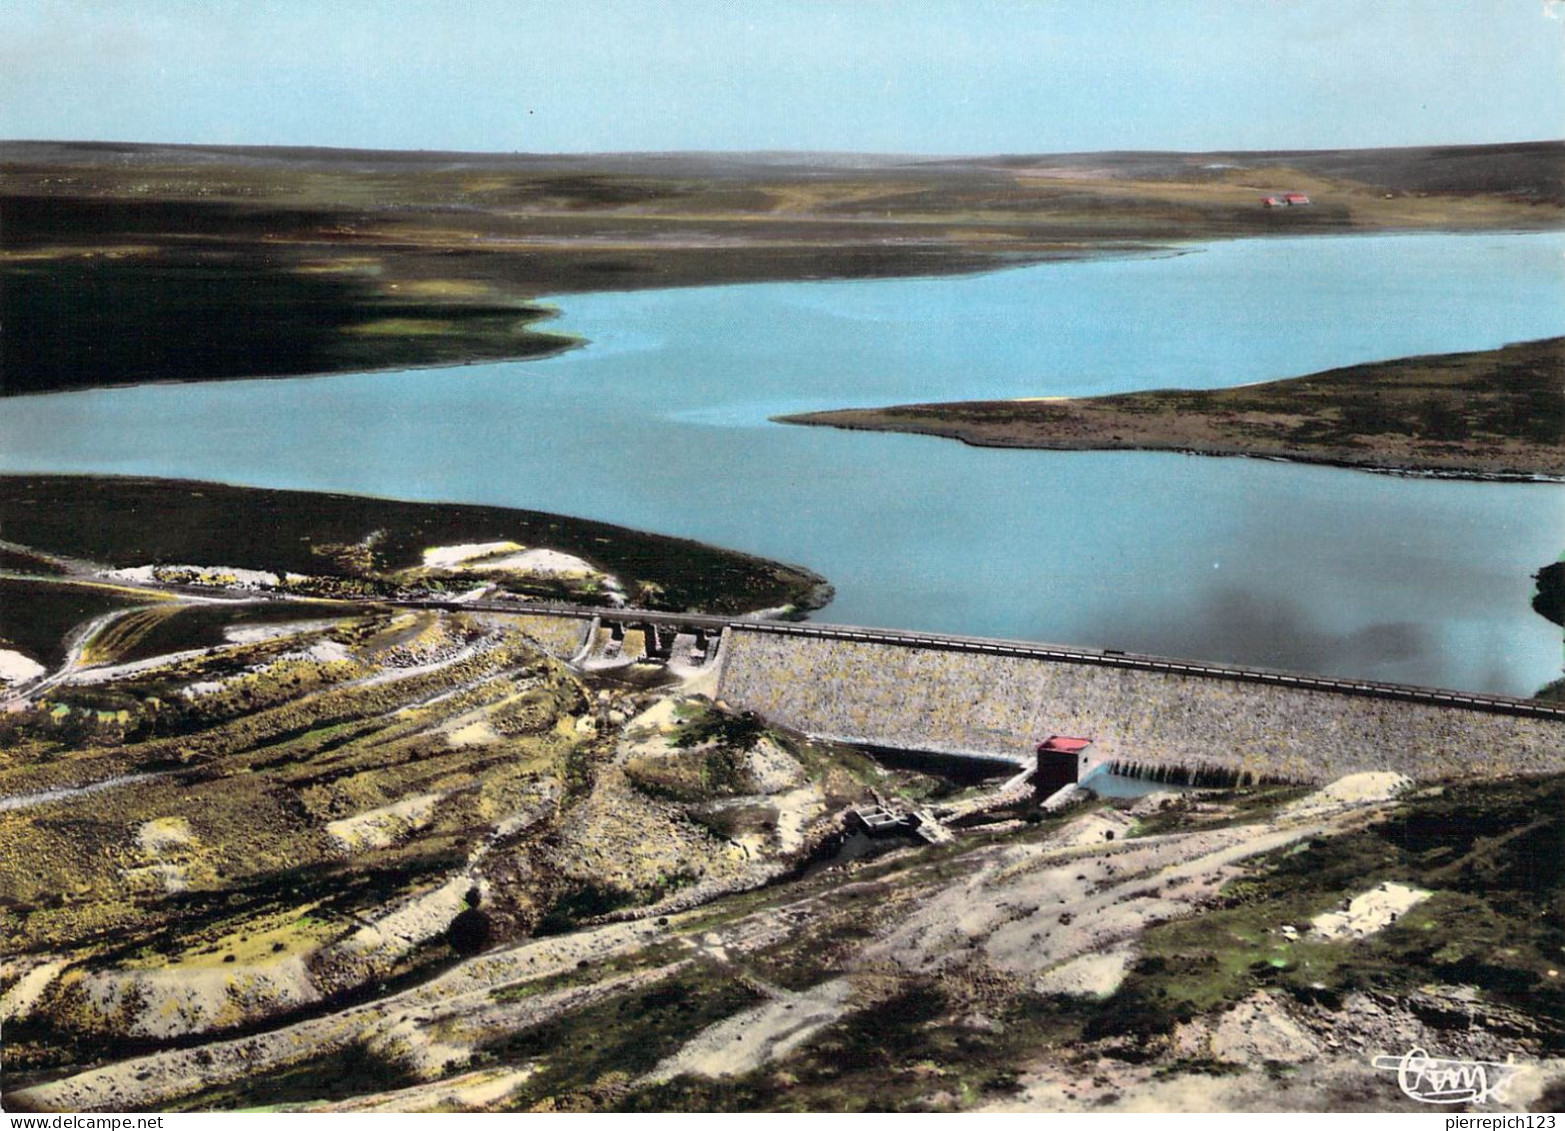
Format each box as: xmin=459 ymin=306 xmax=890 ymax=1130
xmin=9 ymin=769 xmax=1564 ymax=1113
xmin=779 ymin=337 xmax=1565 ymax=480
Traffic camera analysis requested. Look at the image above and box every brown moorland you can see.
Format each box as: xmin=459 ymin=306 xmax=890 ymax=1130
xmin=778 ymin=337 xmax=1565 ymax=480
xmin=3 ymin=140 xmax=1561 ymax=395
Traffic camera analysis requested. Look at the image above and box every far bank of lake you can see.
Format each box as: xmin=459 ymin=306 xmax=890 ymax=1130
xmin=3 ymin=232 xmax=1562 ymax=696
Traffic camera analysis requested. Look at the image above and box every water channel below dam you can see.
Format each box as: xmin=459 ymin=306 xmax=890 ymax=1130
xmin=3 ymin=231 xmax=1562 ymax=695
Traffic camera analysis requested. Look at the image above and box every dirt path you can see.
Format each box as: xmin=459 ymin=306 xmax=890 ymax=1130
xmin=0 ymin=770 xmax=178 ymax=814
xmin=7 ymin=909 xmax=681 ymax=1112
xmin=3 ymin=775 xmax=1431 ymax=1111
xmin=0 ymin=605 xmax=150 ymax=708
xmin=641 ymin=977 xmax=853 ymax=1084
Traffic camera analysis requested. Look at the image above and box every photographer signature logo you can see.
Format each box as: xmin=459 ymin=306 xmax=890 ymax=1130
xmin=1371 ymin=1047 xmax=1518 ymax=1105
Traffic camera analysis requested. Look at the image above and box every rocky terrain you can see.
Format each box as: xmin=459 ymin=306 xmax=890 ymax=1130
xmin=0 ymin=598 xmax=886 ymax=1100
xmin=3 ymin=564 xmax=1562 ymax=1112
xmin=6 ymin=750 xmax=1563 ymax=1113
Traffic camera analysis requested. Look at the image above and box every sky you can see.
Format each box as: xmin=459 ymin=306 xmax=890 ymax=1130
xmin=2 ymin=0 xmax=1562 ymax=155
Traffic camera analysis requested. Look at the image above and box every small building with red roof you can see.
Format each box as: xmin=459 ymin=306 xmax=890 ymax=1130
xmin=1034 ymin=735 xmax=1095 ymax=790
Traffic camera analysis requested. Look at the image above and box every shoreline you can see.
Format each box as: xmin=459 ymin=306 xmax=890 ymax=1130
xmin=0 ymin=472 xmax=835 ymax=620
xmin=0 ymin=332 xmax=589 ymax=404
xmin=775 ymin=417 xmax=1565 ymax=484
xmin=777 ymin=336 xmax=1565 ymax=484
xmin=12 ymin=226 xmax=1554 ymax=404
xmin=9 ymin=137 xmax=1562 ymax=400
xmin=0 ymin=245 xmax=1143 ymax=401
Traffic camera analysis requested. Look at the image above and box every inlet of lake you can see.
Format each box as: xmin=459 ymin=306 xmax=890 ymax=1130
xmin=4 ymin=232 xmax=1562 ymax=695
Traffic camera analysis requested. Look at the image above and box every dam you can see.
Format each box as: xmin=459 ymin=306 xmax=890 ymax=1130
xmin=714 ymin=624 xmax=1565 ymax=784
xmin=478 ymin=603 xmax=1565 ymax=785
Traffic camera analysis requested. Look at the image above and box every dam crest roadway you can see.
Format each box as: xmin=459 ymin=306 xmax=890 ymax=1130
xmin=417 ymin=598 xmax=1565 ymax=723
xmin=390 ymin=597 xmax=1565 ymax=788
xmin=7 ymin=552 xmax=1559 ymax=786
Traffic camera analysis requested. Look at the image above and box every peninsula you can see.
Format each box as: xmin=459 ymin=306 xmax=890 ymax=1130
xmin=778 ymin=337 xmax=1565 ymax=480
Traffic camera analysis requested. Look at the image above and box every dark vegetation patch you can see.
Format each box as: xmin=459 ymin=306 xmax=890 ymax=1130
xmin=2 ymin=194 xmax=345 ymax=244
xmin=1124 ymin=784 xmax=1313 ymax=838
xmin=446 ymin=907 xmax=493 ymax=956
xmin=616 ymin=981 xmax=1094 ymax=1112
xmin=668 ymin=705 xmax=765 ymax=752
xmin=624 ymin=705 xmax=770 ymax=803
xmin=854 ymin=744 xmax=1013 ymax=792
xmin=0 ymin=475 xmax=827 ymax=615
xmin=686 ymin=801 xmax=779 ymax=842
xmin=0 ymin=196 xmax=575 ymax=396
xmin=1536 ymin=1078 xmax=1565 ymax=1115
xmin=1275 ymin=141 xmax=1565 ymax=202
xmin=1534 ymin=559 xmax=1565 ymax=627
xmin=1 ymin=255 xmax=574 ymax=396
xmin=785 ymin=734 xmax=883 ymax=794
xmin=90 ymin=601 xmax=360 ymax=667
xmin=488 ymin=941 xmax=689 ymax=1005
xmin=1094 ymin=775 xmax=1565 ymax=1047
xmin=0 ymin=545 xmax=67 ymax=575
xmin=742 ymin=911 xmax=884 ymax=992
xmin=534 ymin=882 xmax=639 ymax=934
xmin=535 ymin=869 xmax=700 ymax=935
xmin=782 ymin=337 xmax=1565 ymax=478
xmin=485 ymin=968 xmax=765 ymax=1109
xmin=0 ymin=578 xmax=154 ymax=667
xmin=490 ymin=174 xmax=698 ymax=210
xmin=161 ymin=1041 xmax=420 ymax=1112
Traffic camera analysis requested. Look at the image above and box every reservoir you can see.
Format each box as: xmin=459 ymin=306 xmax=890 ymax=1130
xmin=3 ymin=232 xmax=1562 ymax=695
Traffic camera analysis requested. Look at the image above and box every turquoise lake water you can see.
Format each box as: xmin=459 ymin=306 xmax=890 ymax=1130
xmin=4 ymin=232 xmax=1562 ymax=695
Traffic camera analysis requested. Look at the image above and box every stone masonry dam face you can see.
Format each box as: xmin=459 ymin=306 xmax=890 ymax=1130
xmin=713 ymin=629 xmax=1565 ymax=784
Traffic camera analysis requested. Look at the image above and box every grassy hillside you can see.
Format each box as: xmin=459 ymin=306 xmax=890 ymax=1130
xmin=0 ymin=475 xmax=829 ymax=616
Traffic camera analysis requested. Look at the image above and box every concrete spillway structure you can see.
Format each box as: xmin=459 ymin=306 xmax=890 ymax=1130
xmin=712 ymin=626 xmax=1565 ymax=784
